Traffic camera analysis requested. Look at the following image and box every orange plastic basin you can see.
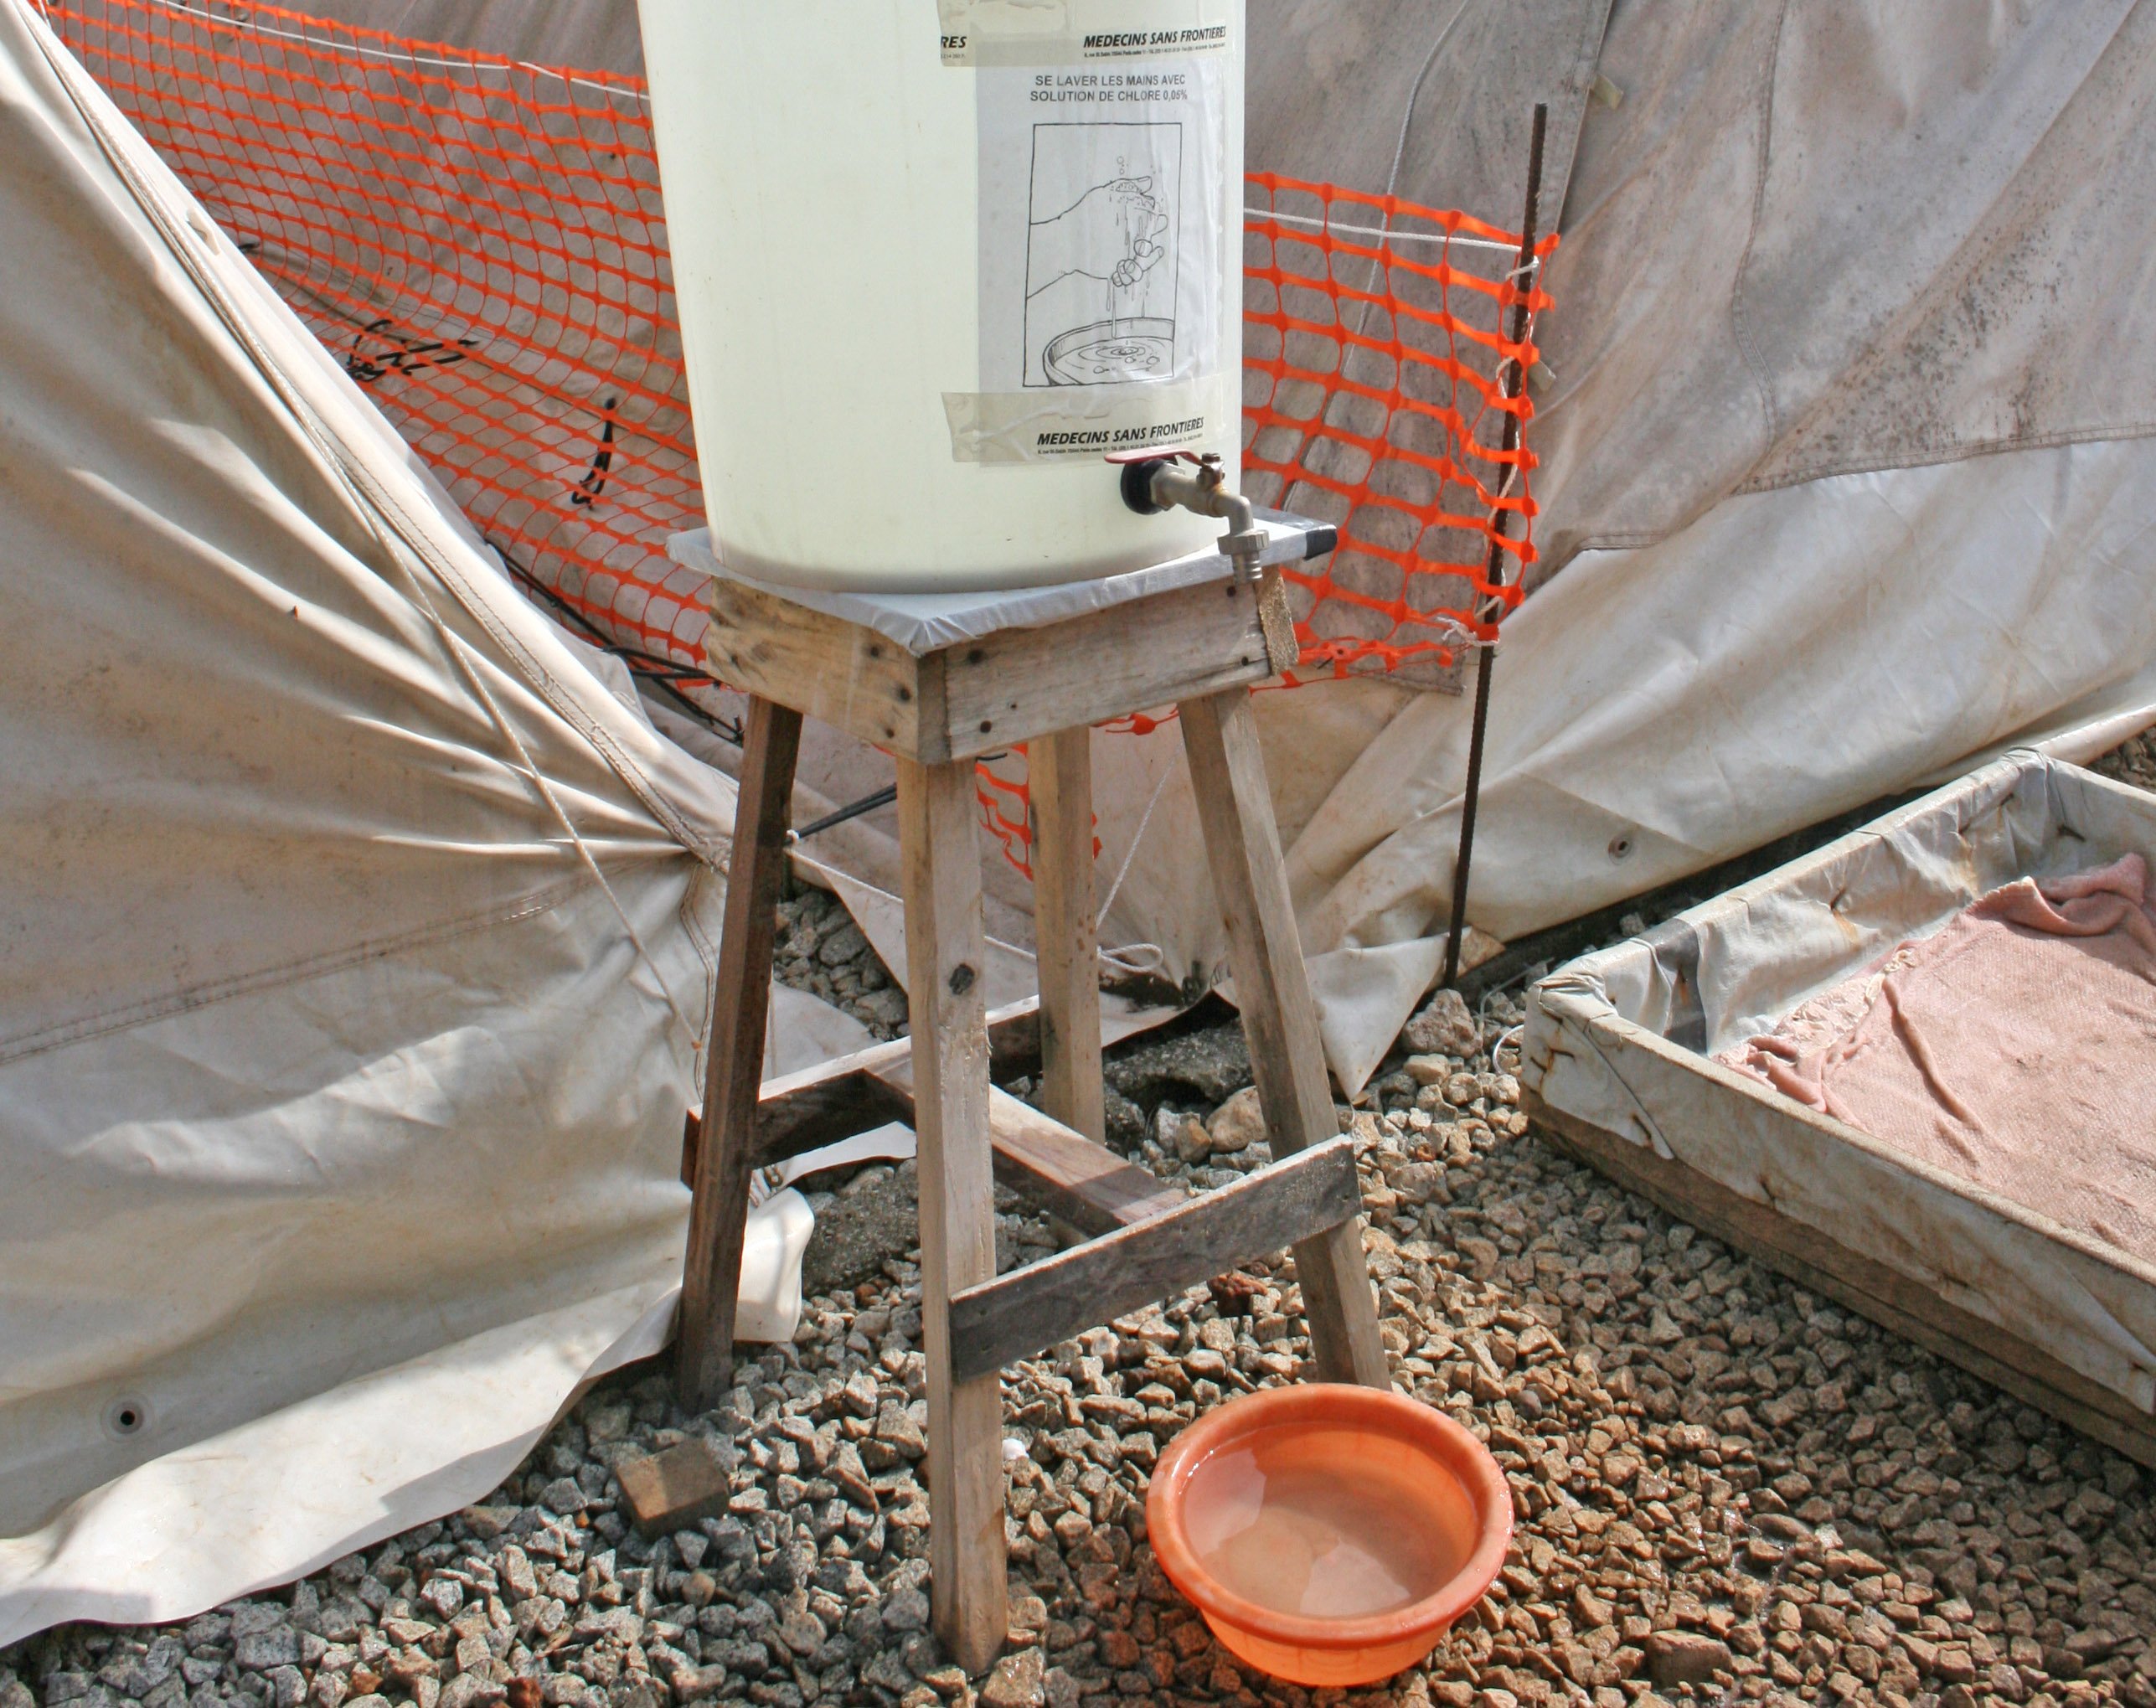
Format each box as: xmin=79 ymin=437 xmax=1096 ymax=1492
xmin=1148 ymin=1383 xmax=1513 ymax=1687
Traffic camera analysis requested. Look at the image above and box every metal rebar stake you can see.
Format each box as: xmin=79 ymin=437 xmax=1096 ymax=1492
xmin=1442 ymin=101 xmax=1547 ymax=991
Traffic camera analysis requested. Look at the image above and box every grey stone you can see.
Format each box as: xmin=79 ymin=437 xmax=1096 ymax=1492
xmin=436 ymin=1675 xmax=500 ymax=1708
xmin=1102 ymin=1086 xmax=1147 ymax=1153
xmin=266 ymin=1667 xmax=307 ymax=1708
xmin=1402 ymin=988 xmax=1480 ymax=1056
xmin=315 ymin=1597 xmax=374 ymax=1643
xmin=817 ymin=922 xmax=869 ymax=968
xmin=895 ymin=1631 xmax=940 ymax=1677
xmin=574 ymin=1608 xmax=643 ymax=1648
xmin=873 ymin=1401 xmax=926 ymax=1460
xmin=663 ymin=1668 xmax=729 ymax=1704
xmin=97 ymin=1656 xmax=156 ymax=1698
xmin=235 ymin=1631 xmax=302 ymax=1674
xmin=230 ymin=1605 xmax=287 ymax=1639
xmin=1043 ymin=1666 xmax=1083 ymax=1708
xmin=836 ymin=1370 xmax=881 ymax=1418
xmin=704 ymin=1641 xmax=767 ymax=1679
xmin=858 ymin=987 xmax=909 ymax=1029
xmin=828 ymin=1442 xmax=875 ymax=1509
xmin=538 ymin=1478 xmax=589 ymax=1514
xmin=141 ymin=1637 xmax=188 ymax=1690
xmin=669 ymin=1530 xmax=709 ymax=1571
xmin=775 ymin=1608 xmax=826 ymax=1657
xmin=1643 ymin=1631 xmax=1734 ymax=1687
xmin=979 ymin=1649 xmax=1044 ymax=1708
xmin=459 ymin=1506 xmax=522 ymax=1540
xmin=879 ymin=1587 xmax=931 ymax=1633
xmin=49 ymin=833 xmax=2156 ymax=1708
xmin=582 ymin=1401 xmax=633 ymax=1446
xmin=499 ymin=1549 xmax=539 ymax=1604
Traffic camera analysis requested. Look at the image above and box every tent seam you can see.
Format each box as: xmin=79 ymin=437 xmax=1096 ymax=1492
xmin=1727 ymin=0 xmax=1792 ymax=462
xmin=1734 ymin=419 xmax=2156 ymax=498
xmin=1545 ymin=426 xmax=2156 ymax=565
xmin=0 ymin=872 xmax=606 ymax=1069
xmin=1543 ymin=0 xmax=1617 ymax=246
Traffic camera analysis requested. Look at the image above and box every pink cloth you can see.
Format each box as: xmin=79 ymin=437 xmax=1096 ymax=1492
xmin=1723 ymin=854 xmax=2156 ymax=1266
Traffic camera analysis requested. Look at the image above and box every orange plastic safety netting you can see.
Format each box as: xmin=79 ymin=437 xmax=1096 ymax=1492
xmin=40 ymin=0 xmax=1552 ymax=873
xmin=1244 ymin=174 xmax=1555 ymax=679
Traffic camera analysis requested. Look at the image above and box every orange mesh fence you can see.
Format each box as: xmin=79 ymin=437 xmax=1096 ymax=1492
xmin=1244 ymin=175 xmax=1555 ymax=678
xmin=41 ymin=0 xmax=1552 ymax=875
xmin=44 ymin=0 xmax=719 ymax=698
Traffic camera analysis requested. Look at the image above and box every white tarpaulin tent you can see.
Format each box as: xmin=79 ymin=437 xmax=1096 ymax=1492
xmin=0 ymin=0 xmax=771 ymax=1641
xmin=1271 ymin=0 xmax=2156 ymax=1088
xmin=267 ymin=0 xmax=2156 ymax=1099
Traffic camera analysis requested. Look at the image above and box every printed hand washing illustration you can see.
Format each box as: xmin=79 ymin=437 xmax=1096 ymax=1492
xmin=1023 ymin=121 xmax=1182 ymax=386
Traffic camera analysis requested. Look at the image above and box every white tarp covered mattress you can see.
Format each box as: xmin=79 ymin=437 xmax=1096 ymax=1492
xmin=1717 ymin=851 xmax=2156 ymax=1267
xmin=1522 ymin=752 xmax=2156 ymax=1422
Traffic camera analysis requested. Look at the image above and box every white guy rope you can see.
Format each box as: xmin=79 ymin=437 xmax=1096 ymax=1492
xmin=1245 ymin=205 xmax=1538 ymax=261
xmin=1094 ymin=756 xmax=1175 ymax=979
xmin=129 ymin=0 xmax=648 ymax=105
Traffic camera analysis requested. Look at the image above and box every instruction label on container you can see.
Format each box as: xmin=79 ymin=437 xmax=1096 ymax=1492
xmin=941 ymin=0 xmax=1234 ymax=464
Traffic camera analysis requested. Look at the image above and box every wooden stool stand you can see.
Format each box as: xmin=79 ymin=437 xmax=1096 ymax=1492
xmin=672 ymin=524 xmax=1389 ymax=1672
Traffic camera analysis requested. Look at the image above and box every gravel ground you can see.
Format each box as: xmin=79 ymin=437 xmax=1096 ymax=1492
xmin=10 ymin=758 xmax=2156 ymax=1708
xmin=773 ymin=884 xmax=910 ymax=1040
xmin=2091 ymin=735 xmax=2156 ymax=795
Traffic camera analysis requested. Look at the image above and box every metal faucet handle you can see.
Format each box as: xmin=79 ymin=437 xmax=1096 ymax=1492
xmin=1106 ymin=446 xmax=1215 ymax=517
xmin=1101 ymin=446 xmax=1210 ymax=465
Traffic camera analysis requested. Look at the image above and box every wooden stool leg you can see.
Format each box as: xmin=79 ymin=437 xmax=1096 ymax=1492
xmin=678 ymin=695 xmax=803 ymax=1411
xmin=1029 ymin=727 xmax=1105 ymax=1143
xmin=1179 ymin=688 xmax=1390 ymax=1389
xmin=896 ymin=755 xmax=1008 ymax=1673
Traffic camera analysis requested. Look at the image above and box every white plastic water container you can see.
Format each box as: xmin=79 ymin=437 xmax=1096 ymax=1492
xmin=638 ymin=0 xmax=1245 ymax=592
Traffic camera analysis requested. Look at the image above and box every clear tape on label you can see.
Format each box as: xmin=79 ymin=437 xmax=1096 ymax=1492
xmin=943 ymin=380 xmax=1222 ymax=464
xmin=939 ymin=0 xmax=1230 ymax=66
